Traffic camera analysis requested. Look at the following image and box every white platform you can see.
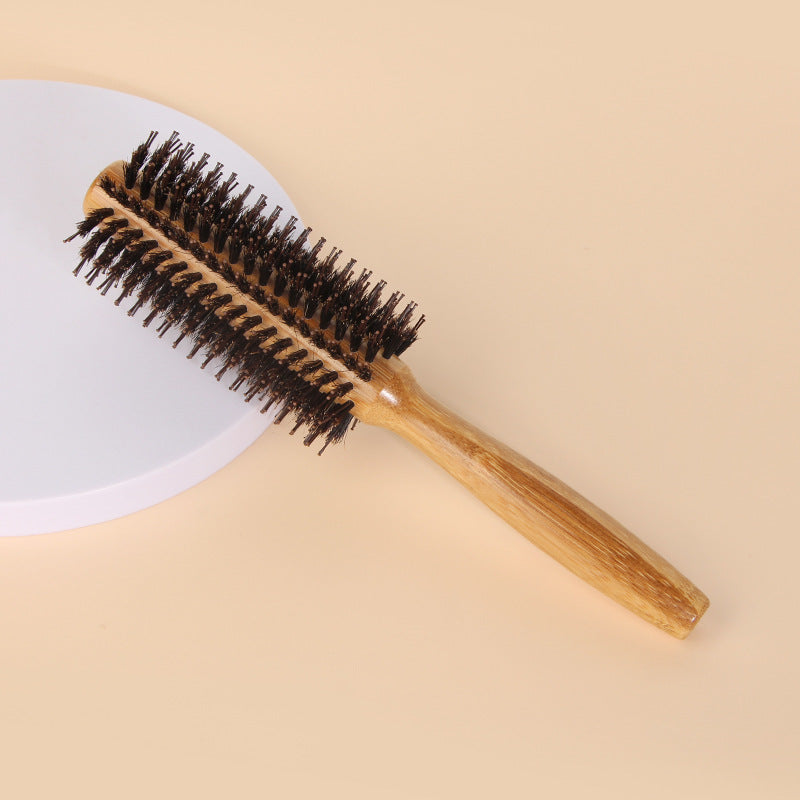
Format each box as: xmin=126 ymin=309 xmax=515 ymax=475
xmin=0 ymin=80 xmax=300 ymax=535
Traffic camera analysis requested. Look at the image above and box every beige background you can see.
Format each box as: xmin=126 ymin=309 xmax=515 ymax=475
xmin=1 ymin=1 xmax=798 ymax=797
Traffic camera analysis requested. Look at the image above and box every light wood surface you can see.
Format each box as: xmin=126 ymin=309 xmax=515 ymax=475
xmin=360 ymin=363 xmax=707 ymax=637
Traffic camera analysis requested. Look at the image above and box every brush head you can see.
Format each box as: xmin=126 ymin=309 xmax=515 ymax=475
xmin=67 ymin=131 xmax=424 ymax=452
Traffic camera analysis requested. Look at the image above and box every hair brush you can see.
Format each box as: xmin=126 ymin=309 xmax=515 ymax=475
xmin=66 ymin=131 xmax=709 ymax=638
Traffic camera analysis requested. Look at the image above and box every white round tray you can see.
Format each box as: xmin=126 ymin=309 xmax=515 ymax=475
xmin=0 ymin=80 xmax=300 ymax=535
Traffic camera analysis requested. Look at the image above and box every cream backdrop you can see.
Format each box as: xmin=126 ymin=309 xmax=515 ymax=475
xmin=1 ymin=2 xmax=798 ymax=798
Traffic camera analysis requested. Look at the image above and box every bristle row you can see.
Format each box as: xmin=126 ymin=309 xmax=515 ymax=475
xmin=119 ymin=132 xmax=424 ymax=363
xmin=99 ymin=176 xmax=374 ymax=383
xmin=71 ymin=211 xmax=356 ymax=452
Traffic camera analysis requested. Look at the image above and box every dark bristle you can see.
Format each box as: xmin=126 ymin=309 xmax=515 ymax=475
xmin=64 ymin=207 xmax=114 ymax=242
xmin=67 ymin=131 xmax=425 ymax=451
xmin=72 ymin=217 xmax=128 ymax=276
xmin=139 ymin=131 xmax=180 ymax=201
xmin=124 ymin=131 xmax=157 ymax=189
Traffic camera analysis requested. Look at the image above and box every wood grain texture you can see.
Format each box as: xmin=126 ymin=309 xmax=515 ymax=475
xmin=358 ymin=363 xmax=709 ymax=638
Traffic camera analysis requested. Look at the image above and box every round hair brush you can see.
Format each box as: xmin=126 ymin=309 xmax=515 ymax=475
xmin=67 ymin=131 xmax=709 ymax=638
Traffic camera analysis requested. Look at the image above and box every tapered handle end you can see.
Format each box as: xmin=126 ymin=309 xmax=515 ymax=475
xmin=662 ymin=585 xmax=709 ymax=639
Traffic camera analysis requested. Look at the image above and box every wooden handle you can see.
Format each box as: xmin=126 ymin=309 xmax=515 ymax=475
xmin=363 ymin=365 xmax=708 ymax=638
